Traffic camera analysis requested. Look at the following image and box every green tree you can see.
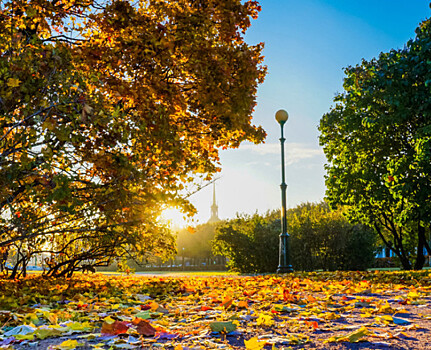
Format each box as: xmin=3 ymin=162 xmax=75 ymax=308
xmin=212 ymin=204 xmax=377 ymax=273
xmin=319 ymin=15 xmax=431 ymax=270
xmin=0 ymin=0 xmax=266 ymax=277
xmin=212 ymin=212 xmax=279 ymax=273
xmin=289 ymin=202 xmax=377 ymax=271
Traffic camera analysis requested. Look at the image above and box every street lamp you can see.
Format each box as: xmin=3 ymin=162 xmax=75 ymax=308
xmin=275 ymin=109 xmax=293 ymax=273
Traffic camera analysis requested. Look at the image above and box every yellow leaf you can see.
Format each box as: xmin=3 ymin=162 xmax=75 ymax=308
xmin=324 ymin=312 xmax=340 ymax=320
xmin=256 ymin=313 xmax=274 ymax=327
xmin=244 ymin=337 xmax=266 ymax=350
xmin=326 ymin=326 xmax=369 ymax=343
xmin=377 ymin=301 xmax=395 ymax=313
xmin=54 ymin=339 xmax=84 ymax=349
xmin=347 ymin=326 xmax=369 ymax=342
xmin=375 ymin=315 xmax=393 ymax=324
xmin=407 ymin=290 xmax=419 ymax=300
xmin=67 ymin=321 xmax=94 ymax=332
xmin=149 ymin=301 xmax=159 ymax=311
xmin=103 ymin=316 xmax=116 ymax=324
xmin=7 ymin=77 xmax=21 ymax=88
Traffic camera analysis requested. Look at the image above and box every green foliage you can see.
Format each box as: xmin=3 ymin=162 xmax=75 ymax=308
xmin=319 ymin=15 xmax=431 ymax=270
xmin=212 ymin=212 xmax=279 ymax=273
xmin=212 ymin=203 xmax=377 ymax=273
xmin=289 ymin=203 xmax=377 ymax=271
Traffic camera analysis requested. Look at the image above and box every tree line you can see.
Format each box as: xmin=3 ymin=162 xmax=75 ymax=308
xmin=211 ymin=202 xmax=378 ymax=273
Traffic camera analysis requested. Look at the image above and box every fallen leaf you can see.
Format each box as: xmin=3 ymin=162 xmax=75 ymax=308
xmin=209 ymin=321 xmax=237 ymax=333
xmin=101 ymin=320 xmax=129 ymax=335
xmin=53 ymin=339 xmax=84 ymax=349
xmin=133 ymin=318 xmax=156 ymax=337
xmin=244 ymin=336 xmax=266 ymax=350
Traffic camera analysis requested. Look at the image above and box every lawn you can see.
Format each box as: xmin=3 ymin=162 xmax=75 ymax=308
xmin=0 ymin=270 xmax=430 ymax=349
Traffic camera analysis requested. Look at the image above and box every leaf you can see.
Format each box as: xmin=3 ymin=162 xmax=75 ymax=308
xmin=221 ymin=295 xmax=233 ymax=309
xmin=209 ymin=321 xmax=237 ymax=334
xmin=375 ymin=315 xmax=393 ymax=325
xmin=53 ymin=339 xmax=84 ymax=349
xmin=377 ymin=301 xmax=396 ymax=313
xmin=35 ymin=327 xmax=65 ymax=339
xmin=256 ymin=313 xmax=274 ymax=327
xmin=101 ymin=320 xmax=129 ymax=335
xmin=3 ymin=325 xmax=35 ymax=337
xmin=67 ymin=321 xmax=94 ymax=332
xmin=149 ymin=301 xmax=159 ymax=311
xmin=103 ymin=316 xmax=116 ymax=324
xmin=326 ymin=326 xmax=369 ymax=343
xmin=347 ymin=326 xmax=369 ymax=342
xmin=407 ymin=290 xmax=420 ymax=300
xmin=133 ymin=318 xmax=156 ymax=337
xmin=244 ymin=337 xmax=266 ymax=350
xmin=7 ymin=78 xmax=21 ymax=87
xmin=237 ymin=300 xmax=248 ymax=308
xmin=272 ymin=305 xmax=299 ymax=313
xmin=134 ymin=311 xmax=151 ymax=319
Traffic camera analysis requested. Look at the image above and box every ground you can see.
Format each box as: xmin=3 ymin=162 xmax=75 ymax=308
xmin=0 ymin=271 xmax=430 ymax=349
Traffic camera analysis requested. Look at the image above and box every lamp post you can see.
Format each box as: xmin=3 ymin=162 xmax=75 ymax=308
xmin=275 ymin=109 xmax=293 ymax=273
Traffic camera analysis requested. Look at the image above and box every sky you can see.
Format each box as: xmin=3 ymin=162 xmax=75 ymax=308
xmin=164 ymin=0 xmax=431 ymax=227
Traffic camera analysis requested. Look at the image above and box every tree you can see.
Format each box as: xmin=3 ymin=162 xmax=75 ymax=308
xmin=212 ymin=204 xmax=377 ymax=273
xmin=177 ymin=223 xmax=217 ymax=260
xmin=289 ymin=202 xmax=377 ymax=271
xmin=319 ymin=16 xmax=431 ymax=269
xmin=212 ymin=212 xmax=279 ymax=273
xmin=0 ymin=0 xmax=266 ymax=277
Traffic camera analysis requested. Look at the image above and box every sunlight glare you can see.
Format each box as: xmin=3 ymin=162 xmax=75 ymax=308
xmin=160 ymin=208 xmax=190 ymax=229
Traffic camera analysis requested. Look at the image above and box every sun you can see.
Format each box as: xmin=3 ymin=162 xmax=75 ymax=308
xmin=159 ymin=208 xmax=190 ymax=229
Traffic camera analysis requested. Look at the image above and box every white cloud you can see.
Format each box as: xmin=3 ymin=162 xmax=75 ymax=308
xmin=239 ymin=142 xmax=324 ymax=165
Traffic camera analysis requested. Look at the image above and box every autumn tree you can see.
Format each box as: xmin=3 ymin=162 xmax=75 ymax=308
xmin=0 ymin=0 xmax=266 ymax=277
xmin=319 ymin=16 xmax=431 ymax=270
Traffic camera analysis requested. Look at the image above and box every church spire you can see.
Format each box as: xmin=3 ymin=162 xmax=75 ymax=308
xmin=208 ymin=183 xmax=220 ymax=223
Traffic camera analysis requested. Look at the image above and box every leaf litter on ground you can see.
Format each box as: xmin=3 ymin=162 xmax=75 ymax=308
xmin=0 ymin=270 xmax=430 ymax=349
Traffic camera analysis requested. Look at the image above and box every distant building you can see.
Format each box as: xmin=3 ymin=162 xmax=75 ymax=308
xmin=208 ymin=183 xmax=220 ymax=223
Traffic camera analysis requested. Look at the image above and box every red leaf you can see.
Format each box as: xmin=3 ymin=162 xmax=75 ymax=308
xmin=101 ymin=320 xmax=129 ymax=335
xmin=283 ymin=289 xmax=290 ymax=302
xmin=305 ymin=320 xmax=319 ymax=329
xmin=133 ymin=318 xmax=156 ymax=337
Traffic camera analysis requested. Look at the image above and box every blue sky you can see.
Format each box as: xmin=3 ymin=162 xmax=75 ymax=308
xmin=164 ymin=1 xmax=430 ymax=226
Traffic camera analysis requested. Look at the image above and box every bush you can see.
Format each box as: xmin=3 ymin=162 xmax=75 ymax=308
xmin=212 ymin=202 xmax=378 ymax=273
xmin=289 ymin=202 xmax=378 ymax=271
xmin=212 ymin=212 xmax=279 ymax=273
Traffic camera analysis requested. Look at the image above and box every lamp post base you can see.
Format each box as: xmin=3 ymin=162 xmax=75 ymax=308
xmin=277 ymin=265 xmax=293 ymax=274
